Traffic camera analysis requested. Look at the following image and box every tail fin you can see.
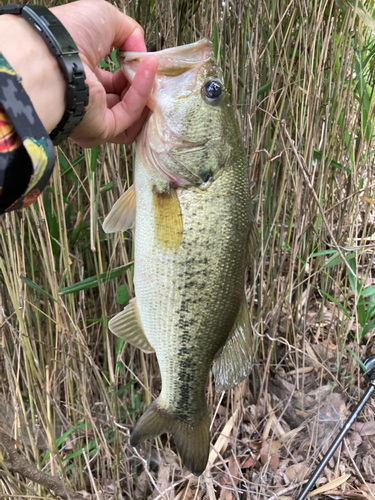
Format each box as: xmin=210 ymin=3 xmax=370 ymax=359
xmin=130 ymin=398 xmax=209 ymax=475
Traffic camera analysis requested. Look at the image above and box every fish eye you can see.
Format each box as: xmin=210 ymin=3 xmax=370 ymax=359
xmin=203 ymin=79 xmax=223 ymax=102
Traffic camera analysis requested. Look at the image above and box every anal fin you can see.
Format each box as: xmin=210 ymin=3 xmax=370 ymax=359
xmin=109 ymin=298 xmax=154 ymax=353
xmin=212 ymin=295 xmax=252 ymax=391
xmin=103 ymin=184 xmax=136 ymax=233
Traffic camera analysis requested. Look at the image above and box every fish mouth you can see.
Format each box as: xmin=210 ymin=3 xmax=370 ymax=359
xmin=117 ymin=39 xmax=214 ymax=109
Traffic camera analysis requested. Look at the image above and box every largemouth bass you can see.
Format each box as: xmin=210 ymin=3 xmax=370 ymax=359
xmin=103 ymin=39 xmax=258 ymax=475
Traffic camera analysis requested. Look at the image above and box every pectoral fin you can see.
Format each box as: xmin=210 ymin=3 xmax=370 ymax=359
xmin=109 ymin=298 xmax=154 ymax=353
xmin=212 ymin=296 xmax=252 ymax=391
xmin=153 ymin=188 xmax=183 ymax=250
xmin=103 ymin=184 xmax=136 ymax=233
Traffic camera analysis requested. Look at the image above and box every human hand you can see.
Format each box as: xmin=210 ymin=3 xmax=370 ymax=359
xmin=51 ymin=0 xmax=158 ymax=148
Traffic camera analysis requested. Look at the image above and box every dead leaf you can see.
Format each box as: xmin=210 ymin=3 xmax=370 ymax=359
xmin=220 ymin=491 xmax=234 ymax=500
xmin=322 ymin=490 xmax=365 ymax=499
xmin=177 ymin=480 xmax=200 ymax=500
xmin=76 ymin=492 xmax=92 ymax=500
xmin=228 ymin=456 xmax=240 ymax=484
xmin=309 ymin=474 xmax=351 ymax=497
xmin=287 ymin=366 xmax=314 ymax=376
xmin=133 ymin=470 xmax=151 ymax=500
xmin=208 ymin=409 xmax=239 ymax=466
xmin=285 ymin=463 xmax=310 ymax=482
xmin=217 ymin=406 xmax=227 ymax=416
xmin=352 ymin=422 xmax=375 ymax=436
xmin=218 ymin=457 xmax=241 ymax=500
xmin=280 ymin=423 xmax=306 ymax=443
xmin=348 ymin=431 xmax=363 ymax=450
xmin=303 ymin=384 xmax=333 ymax=406
xmin=322 ymin=339 xmax=337 ymax=350
xmin=361 ymin=484 xmax=375 ymax=495
xmin=295 ymin=409 xmax=309 ymax=418
xmin=241 ymin=455 xmax=256 ymax=469
xmin=363 ymin=456 xmax=375 ymax=477
xmin=151 ymin=458 xmax=171 ymax=499
xmin=305 ymin=342 xmax=320 ymax=368
xmin=260 ymin=440 xmax=279 ymax=471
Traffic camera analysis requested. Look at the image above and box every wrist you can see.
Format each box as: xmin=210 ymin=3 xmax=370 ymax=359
xmin=0 ymin=14 xmax=65 ymax=133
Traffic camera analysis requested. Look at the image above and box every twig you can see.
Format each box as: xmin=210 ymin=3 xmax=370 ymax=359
xmin=82 ymin=449 xmax=101 ymax=500
xmin=0 ymin=428 xmax=85 ymax=500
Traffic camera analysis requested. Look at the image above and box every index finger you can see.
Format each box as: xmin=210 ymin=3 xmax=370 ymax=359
xmin=122 ymin=27 xmax=147 ymax=52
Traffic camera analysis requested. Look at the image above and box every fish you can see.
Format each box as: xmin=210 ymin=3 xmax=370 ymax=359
xmin=103 ymin=39 xmax=258 ymax=476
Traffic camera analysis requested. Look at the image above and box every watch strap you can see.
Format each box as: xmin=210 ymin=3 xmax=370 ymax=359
xmin=0 ymin=4 xmax=89 ymax=145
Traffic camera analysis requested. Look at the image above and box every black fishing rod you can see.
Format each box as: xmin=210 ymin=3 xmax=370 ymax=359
xmin=296 ymin=356 xmax=375 ymax=500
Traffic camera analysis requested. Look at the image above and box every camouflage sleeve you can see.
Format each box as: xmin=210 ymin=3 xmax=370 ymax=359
xmin=0 ymin=53 xmax=55 ymax=214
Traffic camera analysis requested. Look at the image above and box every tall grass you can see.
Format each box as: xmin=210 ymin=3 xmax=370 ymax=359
xmin=1 ymin=0 xmax=375 ymax=498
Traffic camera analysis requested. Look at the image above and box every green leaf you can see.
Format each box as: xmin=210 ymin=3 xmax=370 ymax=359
xmin=59 ymin=264 xmax=133 ymax=295
xmin=323 ymin=251 xmax=357 ymax=269
xmin=257 ymin=82 xmax=272 ymax=96
xmin=59 ymin=151 xmax=80 ymax=184
xmin=335 ymin=0 xmax=348 ymax=12
xmin=360 ymin=285 xmax=375 ymax=297
xmin=90 ymin=146 xmax=99 ymax=173
xmin=100 ymin=181 xmax=114 ymax=194
xmin=319 ymin=288 xmax=350 ymax=318
xmin=41 ymin=423 xmax=92 ymax=465
xmin=99 ymin=56 xmax=110 ymax=69
xmin=309 ymin=249 xmax=338 ymax=259
xmin=70 ymin=219 xmax=84 ymax=245
xmin=348 ymin=258 xmax=364 ymax=296
xmin=115 ymin=379 xmax=137 ymax=397
xmin=358 ymin=302 xmax=366 ymax=327
xmin=348 ymin=258 xmax=357 ymax=294
xmin=20 ymin=275 xmax=57 ymax=303
xmin=116 ymin=284 xmax=129 ymax=305
xmin=313 ymin=149 xmax=350 ymax=172
xmin=360 ymin=318 xmax=375 ymax=339
xmin=346 ymin=347 xmax=367 ymax=372
xmin=61 ymin=429 xmax=113 ymax=463
xmin=110 ymin=48 xmax=120 ymax=71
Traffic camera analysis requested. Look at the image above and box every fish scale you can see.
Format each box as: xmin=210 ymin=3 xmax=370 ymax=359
xmin=103 ymin=39 xmax=258 ymax=475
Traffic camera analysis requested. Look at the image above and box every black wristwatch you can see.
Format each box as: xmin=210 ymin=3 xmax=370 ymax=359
xmin=0 ymin=4 xmax=89 ymax=145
